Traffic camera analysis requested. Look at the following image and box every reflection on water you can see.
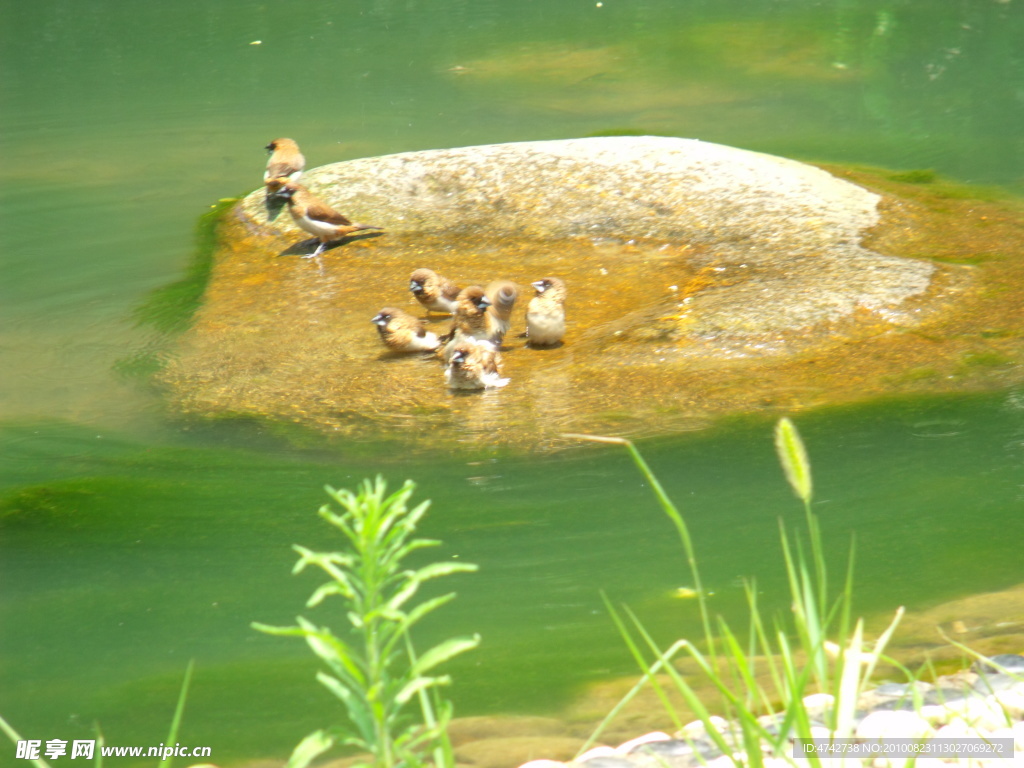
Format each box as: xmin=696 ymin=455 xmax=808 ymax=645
xmin=2 ymin=0 xmax=1024 ymax=765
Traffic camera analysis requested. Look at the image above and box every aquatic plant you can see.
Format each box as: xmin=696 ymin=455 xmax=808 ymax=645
xmin=254 ymin=478 xmax=479 ymax=768
xmin=571 ymin=420 xmax=907 ymax=765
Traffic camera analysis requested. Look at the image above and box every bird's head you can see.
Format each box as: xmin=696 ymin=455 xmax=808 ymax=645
xmin=265 ymin=137 xmax=298 ymax=153
xmin=371 ymin=310 xmax=393 ymax=328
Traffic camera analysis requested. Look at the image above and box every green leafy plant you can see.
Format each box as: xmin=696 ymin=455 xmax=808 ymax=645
xmin=569 ymin=420 xmax=907 ymax=766
xmin=254 ymin=477 xmax=479 ymax=768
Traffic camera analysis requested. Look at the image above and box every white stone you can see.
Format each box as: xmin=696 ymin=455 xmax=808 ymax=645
xmin=679 ymin=715 xmax=730 ymax=740
xmin=936 ymin=719 xmax=975 ymax=739
xmin=575 ymin=746 xmax=617 ymax=760
xmin=944 ymin=698 xmax=1010 ymax=731
xmin=855 ymin=710 xmax=934 ymax=741
xmin=1013 ymin=720 xmax=1024 ymax=750
xmin=993 ymin=687 xmax=1024 ymax=720
xmin=986 ymin=726 xmax=1016 ymax=757
xmin=705 ymin=753 xmax=746 ymax=768
xmin=809 ymin=725 xmax=834 ymax=740
xmin=615 ymin=731 xmax=671 ymax=753
xmin=917 ymin=703 xmax=953 ymax=726
xmin=802 ymin=692 xmax=836 ymax=716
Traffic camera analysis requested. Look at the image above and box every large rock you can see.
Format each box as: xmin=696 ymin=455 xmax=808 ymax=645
xmin=158 ymin=137 xmax=1024 ymax=448
xmin=239 ymin=137 xmax=935 ymax=339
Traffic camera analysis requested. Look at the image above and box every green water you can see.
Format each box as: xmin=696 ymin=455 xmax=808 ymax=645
xmin=2 ymin=1 xmax=1024 ymax=764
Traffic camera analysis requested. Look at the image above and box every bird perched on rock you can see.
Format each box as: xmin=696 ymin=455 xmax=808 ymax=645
xmin=264 ymin=138 xmax=305 ymax=196
xmin=409 ymin=268 xmax=461 ymax=315
xmin=524 ymin=277 xmax=566 ymax=347
xmin=444 ymin=339 xmax=509 ymax=390
xmin=278 ymin=182 xmax=382 ymax=258
xmin=371 ymin=307 xmax=440 ymax=352
xmin=484 ymin=280 xmax=519 ymax=346
xmin=440 ymin=286 xmax=492 ymax=360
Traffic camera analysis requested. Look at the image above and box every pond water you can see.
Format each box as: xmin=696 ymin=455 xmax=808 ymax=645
xmin=2 ymin=1 xmax=1023 ymax=765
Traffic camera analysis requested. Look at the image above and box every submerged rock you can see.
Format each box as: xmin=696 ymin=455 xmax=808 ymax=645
xmin=157 ymin=137 xmax=1024 ymax=448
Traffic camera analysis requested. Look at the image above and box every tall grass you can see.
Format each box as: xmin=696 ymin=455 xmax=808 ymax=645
xmin=254 ymin=477 xmax=479 ymax=768
xmin=569 ymin=420 xmax=906 ymax=765
xmin=0 ymin=661 xmax=195 ymax=768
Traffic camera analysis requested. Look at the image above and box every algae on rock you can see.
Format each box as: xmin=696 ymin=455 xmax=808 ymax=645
xmin=155 ymin=137 xmax=1024 ymax=449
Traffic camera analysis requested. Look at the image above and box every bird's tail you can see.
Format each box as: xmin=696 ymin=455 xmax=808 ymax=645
xmin=352 ymin=223 xmax=383 ymax=232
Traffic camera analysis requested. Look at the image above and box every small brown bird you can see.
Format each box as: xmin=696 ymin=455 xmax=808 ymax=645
xmin=409 ymin=268 xmax=461 ymax=315
xmin=264 ymin=138 xmax=306 ymax=196
xmin=440 ymin=286 xmax=492 ymax=360
xmin=484 ymin=280 xmax=519 ymax=346
xmin=278 ymin=183 xmax=382 ymax=258
xmin=371 ymin=308 xmax=441 ymax=352
xmin=524 ymin=277 xmax=566 ymax=347
xmin=444 ymin=339 xmax=509 ymax=390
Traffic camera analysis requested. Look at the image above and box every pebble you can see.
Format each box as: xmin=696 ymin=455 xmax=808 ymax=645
xmin=972 ymin=653 xmax=1024 ymax=674
xmin=855 ymin=710 xmax=934 ymax=741
xmin=578 ymin=758 xmax=634 ymax=768
xmin=514 ymin=653 xmax=1024 ymax=768
xmin=617 ymin=732 xmax=671 ymax=752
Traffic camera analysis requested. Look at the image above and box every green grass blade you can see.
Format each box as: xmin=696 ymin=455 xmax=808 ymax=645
xmin=600 ymin=594 xmax=684 ymax=732
xmin=156 ymin=659 xmax=194 ymax=768
xmin=566 ymin=434 xmax=717 ymax=663
xmin=284 ymin=730 xmax=335 ymax=768
xmin=833 ymin=620 xmax=864 ymax=738
xmin=0 ymin=714 xmax=52 ymax=768
xmin=411 ymin=635 xmax=482 ymax=676
xmin=577 ymin=638 xmax=689 ymax=756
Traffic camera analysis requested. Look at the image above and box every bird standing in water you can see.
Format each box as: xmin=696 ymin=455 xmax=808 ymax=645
xmin=409 ymin=268 xmax=461 ymax=315
xmin=278 ymin=182 xmax=382 ymax=258
xmin=440 ymin=286 xmax=492 ymax=360
xmin=484 ymin=280 xmax=519 ymax=346
xmin=524 ymin=277 xmax=566 ymax=347
xmin=371 ymin=308 xmax=441 ymax=352
xmin=444 ymin=339 xmax=509 ymax=390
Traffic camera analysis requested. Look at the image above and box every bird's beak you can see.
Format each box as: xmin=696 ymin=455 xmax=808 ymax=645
xmin=532 ymin=280 xmax=546 ymax=293
xmin=409 ymin=281 xmax=423 ymax=293
xmin=371 ymin=314 xmax=386 ymax=326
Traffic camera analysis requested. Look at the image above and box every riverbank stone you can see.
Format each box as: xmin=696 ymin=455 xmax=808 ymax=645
xmin=159 ymin=137 xmax=1024 ymax=448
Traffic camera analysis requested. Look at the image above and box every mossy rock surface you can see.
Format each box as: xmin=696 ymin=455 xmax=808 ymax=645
xmin=158 ymin=137 xmax=1024 ymax=449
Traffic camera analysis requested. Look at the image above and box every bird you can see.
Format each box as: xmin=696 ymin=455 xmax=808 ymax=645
xmin=278 ymin=182 xmax=382 ymax=258
xmin=371 ymin=307 xmax=440 ymax=352
xmin=440 ymin=286 xmax=492 ymax=360
xmin=264 ymin=138 xmax=305 ymax=196
xmin=409 ymin=268 xmax=461 ymax=315
xmin=524 ymin=277 xmax=566 ymax=347
xmin=484 ymin=280 xmax=519 ymax=346
xmin=444 ymin=339 xmax=509 ymax=390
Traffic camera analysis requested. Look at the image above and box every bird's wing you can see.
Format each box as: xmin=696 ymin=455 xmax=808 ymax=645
xmin=265 ymin=159 xmax=302 ymax=179
xmin=306 ymin=198 xmax=354 ymax=226
xmin=441 ymin=280 xmax=462 ymax=301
